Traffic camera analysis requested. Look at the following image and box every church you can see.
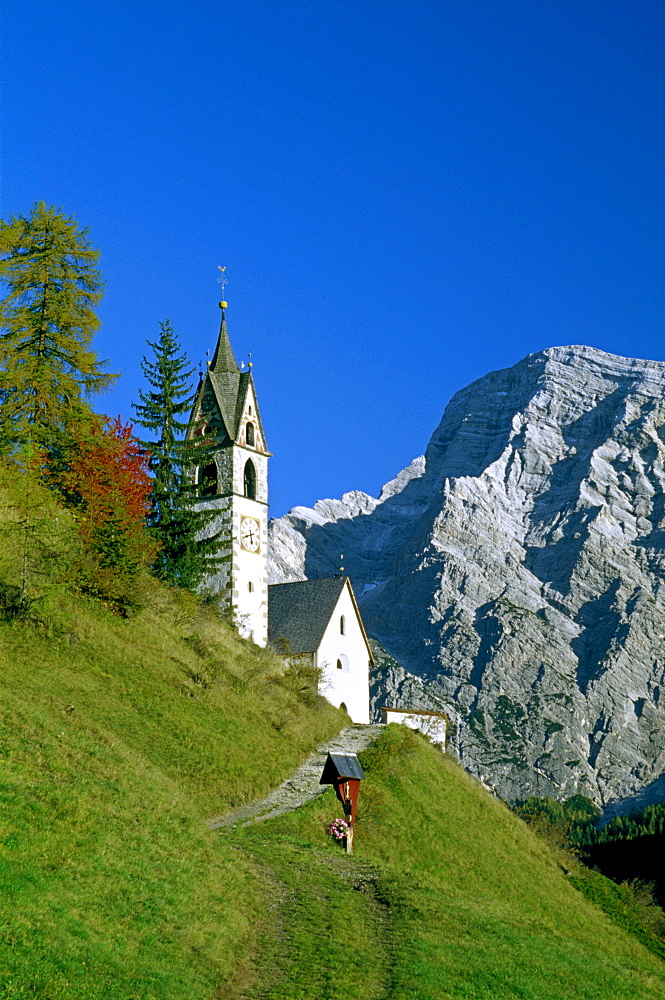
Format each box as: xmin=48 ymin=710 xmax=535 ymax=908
xmin=187 ymin=301 xmax=372 ymax=724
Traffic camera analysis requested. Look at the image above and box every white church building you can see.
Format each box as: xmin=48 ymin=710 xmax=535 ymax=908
xmin=268 ymin=577 xmax=373 ymax=724
xmin=188 ymin=302 xmax=372 ymax=723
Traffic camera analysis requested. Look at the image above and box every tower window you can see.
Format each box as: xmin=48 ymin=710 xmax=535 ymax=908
xmin=199 ymin=462 xmax=218 ymax=496
xmin=337 ymin=659 xmax=343 ymax=670
xmin=248 ymin=405 xmax=253 ymax=415
xmin=246 ymin=421 xmax=255 ymax=447
xmin=248 ymin=581 xmax=254 ymax=592
xmin=244 ymin=459 xmax=257 ymax=500
xmin=340 ymin=615 xmax=345 ymax=635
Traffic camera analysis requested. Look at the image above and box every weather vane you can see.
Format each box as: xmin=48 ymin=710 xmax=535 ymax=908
xmin=217 ymin=265 xmax=228 ymax=308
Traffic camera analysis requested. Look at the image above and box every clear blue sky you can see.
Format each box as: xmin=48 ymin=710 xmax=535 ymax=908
xmin=2 ymin=1 xmax=664 ymax=516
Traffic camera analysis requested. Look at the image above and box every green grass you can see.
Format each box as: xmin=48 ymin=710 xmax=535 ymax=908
xmin=569 ymin=868 xmax=665 ymax=962
xmin=0 ymin=581 xmax=345 ymax=998
xmin=4 ymin=604 xmax=665 ymax=999
xmin=3 ymin=472 xmax=665 ymax=997
xmin=229 ymin=726 xmax=665 ymax=999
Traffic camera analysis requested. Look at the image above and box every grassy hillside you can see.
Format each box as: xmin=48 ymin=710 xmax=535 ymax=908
xmin=2 ymin=476 xmax=665 ymax=998
xmin=3 ymin=592 xmax=665 ymax=1000
xmin=0 ymin=578 xmax=345 ymax=998
xmin=230 ymin=727 xmax=665 ymax=999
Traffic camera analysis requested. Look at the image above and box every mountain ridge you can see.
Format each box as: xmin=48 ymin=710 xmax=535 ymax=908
xmin=269 ymin=344 xmax=665 ymax=809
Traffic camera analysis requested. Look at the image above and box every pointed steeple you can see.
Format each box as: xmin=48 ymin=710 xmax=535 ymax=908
xmin=201 ymin=303 xmax=245 ymax=442
xmin=210 ymin=306 xmax=240 ymax=373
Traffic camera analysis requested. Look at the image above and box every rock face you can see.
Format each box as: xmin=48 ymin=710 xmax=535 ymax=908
xmin=269 ymin=346 xmax=665 ymax=809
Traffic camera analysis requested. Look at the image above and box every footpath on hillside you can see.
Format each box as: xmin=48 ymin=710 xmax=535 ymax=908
xmin=208 ymin=724 xmax=384 ymax=830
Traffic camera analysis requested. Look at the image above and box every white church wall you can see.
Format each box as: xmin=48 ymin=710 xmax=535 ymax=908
xmin=381 ymin=708 xmax=448 ymax=748
xmin=315 ymin=584 xmax=370 ymax=724
xmin=231 ymin=492 xmax=268 ymax=646
xmin=227 ymin=384 xmax=269 ymax=645
xmin=194 ymin=489 xmax=268 ymax=646
xmin=231 ymin=395 xmax=268 ymax=504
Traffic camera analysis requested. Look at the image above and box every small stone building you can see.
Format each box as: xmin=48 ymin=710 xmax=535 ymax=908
xmin=268 ymin=577 xmax=373 ymax=724
xmin=380 ymin=707 xmax=448 ymax=748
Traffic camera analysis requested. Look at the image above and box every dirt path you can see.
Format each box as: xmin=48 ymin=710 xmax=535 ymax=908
xmin=236 ymin=841 xmax=395 ymax=1000
xmin=208 ymin=723 xmax=384 ymax=830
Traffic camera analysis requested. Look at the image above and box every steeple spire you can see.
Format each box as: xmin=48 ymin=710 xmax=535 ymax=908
xmin=210 ymin=303 xmax=240 ymax=373
xmin=186 ymin=279 xmax=270 ymax=646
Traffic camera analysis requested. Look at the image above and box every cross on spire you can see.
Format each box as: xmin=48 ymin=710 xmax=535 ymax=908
xmin=217 ymin=265 xmax=228 ymax=309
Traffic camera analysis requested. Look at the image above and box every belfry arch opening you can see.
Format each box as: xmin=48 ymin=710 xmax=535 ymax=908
xmin=244 ymin=459 xmax=257 ymax=500
xmin=199 ymin=462 xmax=218 ymax=496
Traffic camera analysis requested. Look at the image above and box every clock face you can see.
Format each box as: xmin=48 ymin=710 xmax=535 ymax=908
xmin=240 ymin=516 xmax=260 ymax=553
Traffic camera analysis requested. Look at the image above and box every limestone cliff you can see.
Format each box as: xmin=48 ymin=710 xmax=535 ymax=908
xmin=269 ymin=346 xmax=665 ymax=809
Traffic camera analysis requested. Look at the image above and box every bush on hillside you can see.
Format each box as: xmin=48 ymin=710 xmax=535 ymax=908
xmin=0 ymin=444 xmax=153 ymax=618
xmin=47 ymin=417 xmax=156 ymax=612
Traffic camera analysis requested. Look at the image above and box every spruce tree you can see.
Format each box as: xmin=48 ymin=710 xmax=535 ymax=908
xmin=0 ymin=202 xmax=116 ymax=451
xmin=133 ymin=320 xmax=220 ymax=590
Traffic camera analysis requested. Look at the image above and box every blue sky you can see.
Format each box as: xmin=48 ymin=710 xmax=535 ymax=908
xmin=2 ymin=1 xmax=664 ymax=516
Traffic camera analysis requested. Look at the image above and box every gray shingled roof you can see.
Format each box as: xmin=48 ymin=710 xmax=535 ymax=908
xmin=268 ymin=577 xmax=347 ymax=654
xmin=207 ymin=370 xmax=242 ymax=439
xmin=189 ymin=312 xmax=268 ymax=449
xmin=208 ymin=314 xmax=244 ymax=439
xmin=210 ymin=312 xmax=239 ymax=373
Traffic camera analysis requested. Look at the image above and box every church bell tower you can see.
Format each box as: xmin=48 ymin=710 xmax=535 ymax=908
xmin=188 ymin=300 xmax=269 ymax=645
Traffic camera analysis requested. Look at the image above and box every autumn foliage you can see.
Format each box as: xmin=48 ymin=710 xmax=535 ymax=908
xmin=0 ymin=204 xmax=161 ymax=613
xmin=50 ymin=416 xmax=156 ymax=586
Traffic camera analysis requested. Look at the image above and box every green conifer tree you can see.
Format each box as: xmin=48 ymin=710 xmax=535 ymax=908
xmin=0 ymin=202 xmax=117 ymax=451
xmin=133 ymin=320 xmax=221 ymax=590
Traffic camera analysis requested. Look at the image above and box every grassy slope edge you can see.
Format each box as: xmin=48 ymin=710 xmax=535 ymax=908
xmin=230 ymin=726 xmax=665 ymax=1000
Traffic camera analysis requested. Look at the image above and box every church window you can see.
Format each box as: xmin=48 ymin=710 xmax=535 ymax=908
xmin=244 ymin=459 xmax=257 ymax=500
xmin=340 ymin=615 xmax=346 ymax=635
xmin=246 ymin=421 xmax=255 ymax=447
xmin=337 ymin=659 xmax=343 ymax=670
xmin=199 ymin=462 xmax=218 ymax=496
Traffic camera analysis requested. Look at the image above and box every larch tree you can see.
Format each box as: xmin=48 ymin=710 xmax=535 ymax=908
xmin=133 ymin=320 xmax=221 ymax=590
xmin=0 ymin=202 xmax=117 ymax=451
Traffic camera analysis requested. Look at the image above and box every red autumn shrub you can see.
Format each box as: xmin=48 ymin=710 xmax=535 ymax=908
xmin=51 ymin=416 xmax=156 ymax=578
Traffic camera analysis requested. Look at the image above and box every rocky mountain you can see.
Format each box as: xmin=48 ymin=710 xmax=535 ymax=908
xmin=268 ymin=345 xmax=665 ymax=811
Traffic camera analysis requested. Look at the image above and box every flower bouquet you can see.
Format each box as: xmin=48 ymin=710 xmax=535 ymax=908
xmin=326 ymin=817 xmax=350 ymax=842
